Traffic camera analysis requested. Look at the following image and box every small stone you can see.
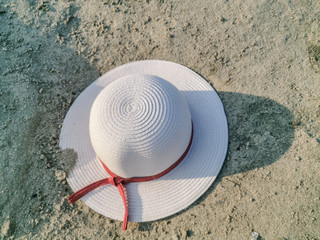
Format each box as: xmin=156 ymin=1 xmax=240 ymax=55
xmin=39 ymin=88 xmax=43 ymax=94
xmin=36 ymin=1 xmax=49 ymax=11
xmin=186 ymin=230 xmax=194 ymax=237
xmin=2 ymin=69 xmax=11 ymax=76
xmin=219 ymin=17 xmax=227 ymax=23
xmin=55 ymin=170 xmax=66 ymax=181
xmin=251 ymin=232 xmax=259 ymax=240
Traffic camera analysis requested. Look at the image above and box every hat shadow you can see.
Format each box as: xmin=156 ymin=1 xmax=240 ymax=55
xmin=136 ymin=90 xmax=294 ymax=230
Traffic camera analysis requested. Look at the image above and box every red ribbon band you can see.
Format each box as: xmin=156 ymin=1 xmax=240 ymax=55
xmin=68 ymin=123 xmax=194 ymax=230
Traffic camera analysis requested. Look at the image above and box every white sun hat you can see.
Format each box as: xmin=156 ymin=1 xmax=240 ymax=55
xmin=59 ymin=60 xmax=228 ymax=230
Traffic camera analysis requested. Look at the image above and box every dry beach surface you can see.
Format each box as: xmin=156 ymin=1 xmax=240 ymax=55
xmin=0 ymin=0 xmax=320 ymax=239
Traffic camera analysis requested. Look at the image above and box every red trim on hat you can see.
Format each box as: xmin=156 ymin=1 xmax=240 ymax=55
xmin=68 ymin=122 xmax=194 ymax=230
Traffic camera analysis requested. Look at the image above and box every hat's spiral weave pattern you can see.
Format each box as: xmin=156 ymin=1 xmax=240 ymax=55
xmin=89 ymin=74 xmax=192 ymax=178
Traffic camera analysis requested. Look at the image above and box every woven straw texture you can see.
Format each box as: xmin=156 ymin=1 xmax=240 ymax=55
xmin=89 ymin=74 xmax=192 ymax=178
xmin=59 ymin=60 xmax=228 ymax=222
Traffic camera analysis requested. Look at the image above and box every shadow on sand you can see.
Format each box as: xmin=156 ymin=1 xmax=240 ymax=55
xmin=138 ymin=91 xmax=294 ymax=231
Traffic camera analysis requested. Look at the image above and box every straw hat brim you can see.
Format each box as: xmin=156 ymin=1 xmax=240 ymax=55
xmin=59 ymin=60 xmax=228 ymax=222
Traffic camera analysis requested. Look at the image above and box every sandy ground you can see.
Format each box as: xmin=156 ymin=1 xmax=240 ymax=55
xmin=0 ymin=0 xmax=320 ymax=239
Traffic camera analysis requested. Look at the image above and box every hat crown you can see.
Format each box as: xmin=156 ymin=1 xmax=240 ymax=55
xmin=89 ymin=74 xmax=192 ymax=178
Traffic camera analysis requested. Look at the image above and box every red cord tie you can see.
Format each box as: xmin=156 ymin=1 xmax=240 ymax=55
xmin=110 ymin=176 xmax=124 ymax=187
xmin=68 ymin=123 xmax=193 ymax=230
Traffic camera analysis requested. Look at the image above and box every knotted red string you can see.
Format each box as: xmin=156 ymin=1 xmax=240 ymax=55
xmin=68 ymin=123 xmax=193 ymax=230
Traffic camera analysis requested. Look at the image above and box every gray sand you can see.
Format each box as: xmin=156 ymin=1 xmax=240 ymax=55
xmin=0 ymin=0 xmax=319 ymax=239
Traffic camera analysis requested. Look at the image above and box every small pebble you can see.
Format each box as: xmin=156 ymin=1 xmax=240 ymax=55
xmin=55 ymin=170 xmax=66 ymax=181
xmin=251 ymin=232 xmax=259 ymax=240
xmin=219 ymin=17 xmax=227 ymax=23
